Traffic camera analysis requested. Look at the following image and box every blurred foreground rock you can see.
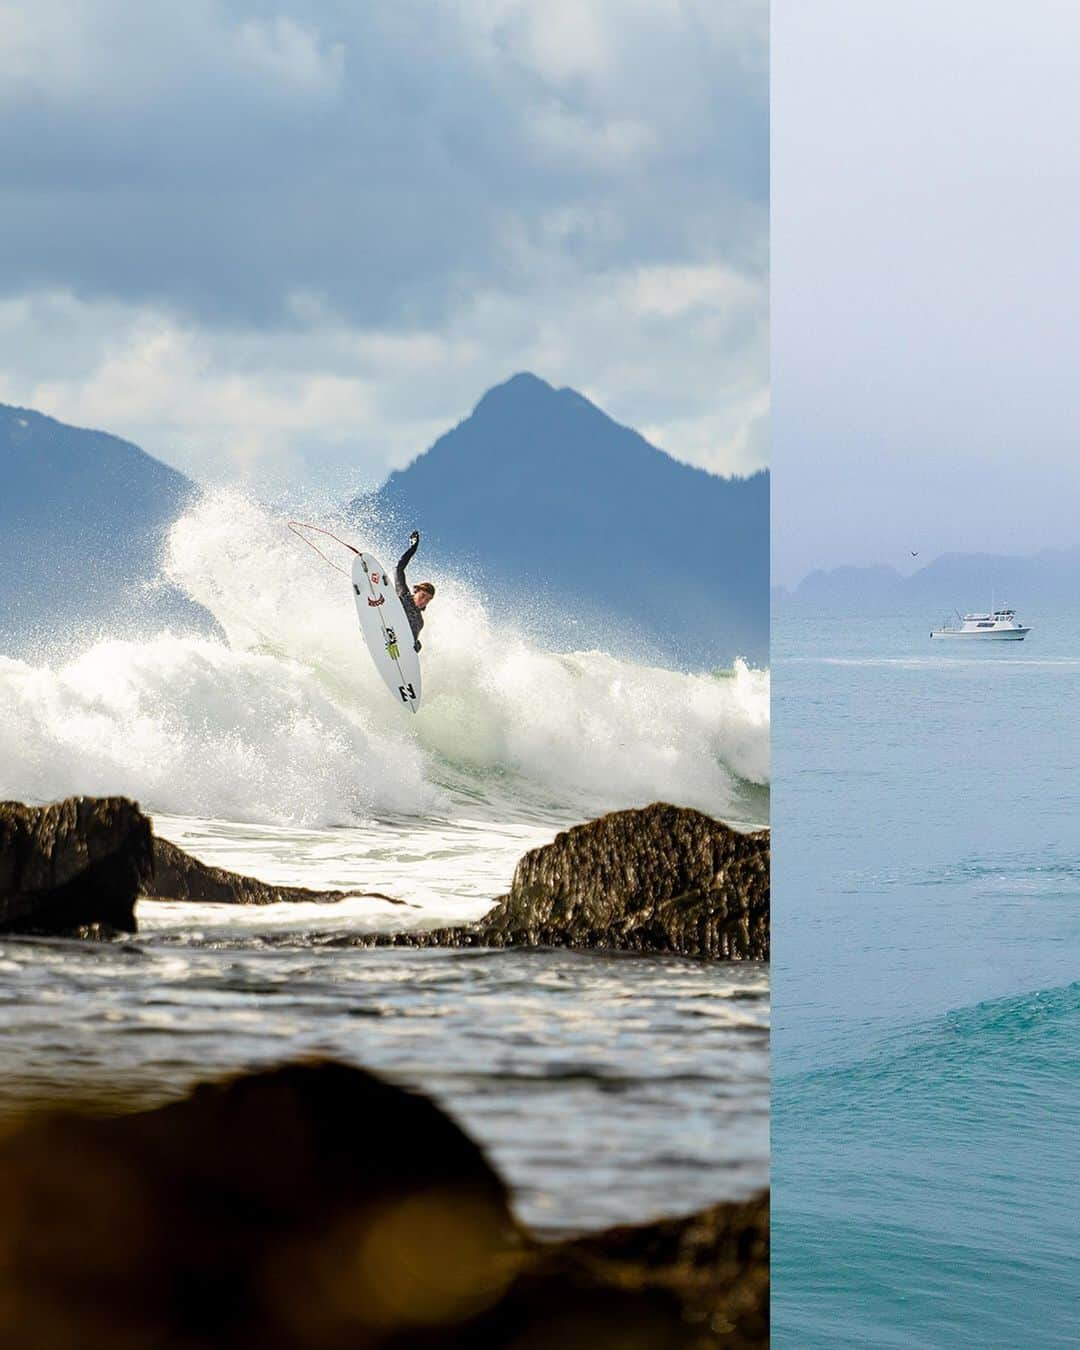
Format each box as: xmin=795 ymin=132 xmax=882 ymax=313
xmin=0 ymin=1060 xmax=768 ymax=1348
xmin=370 ymin=804 xmax=769 ymax=959
xmin=0 ymin=796 xmax=150 ymax=936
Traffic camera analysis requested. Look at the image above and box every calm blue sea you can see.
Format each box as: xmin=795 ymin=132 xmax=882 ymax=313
xmin=772 ymin=604 xmax=1079 ymax=1348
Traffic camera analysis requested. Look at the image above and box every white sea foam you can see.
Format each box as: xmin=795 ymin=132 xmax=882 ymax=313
xmin=0 ymin=491 xmax=768 ymax=828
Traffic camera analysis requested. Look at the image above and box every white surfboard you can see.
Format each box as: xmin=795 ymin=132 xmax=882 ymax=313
xmin=350 ymin=552 xmax=422 ymax=713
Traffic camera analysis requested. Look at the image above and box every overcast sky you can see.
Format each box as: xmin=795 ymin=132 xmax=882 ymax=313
xmin=0 ymin=0 xmax=767 ymax=495
xmin=773 ymin=0 xmax=1080 ymax=586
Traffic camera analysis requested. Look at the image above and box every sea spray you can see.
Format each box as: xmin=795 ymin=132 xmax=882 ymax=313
xmin=0 ymin=490 xmax=769 ymax=827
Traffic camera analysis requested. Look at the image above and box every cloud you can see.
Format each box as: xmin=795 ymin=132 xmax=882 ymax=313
xmin=0 ymin=1 xmax=765 ymax=319
xmin=642 ymin=392 xmax=769 ymax=480
xmin=0 ymin=1 xmax=767 ymax=486
xmin=0 ymin=1 xmax=345 ymax=106
xmin=0 ymin=267 xmax=767 ymax=490
xmin=621 ymin=263 xmax=762 ymax=319
xmin=488 ymin=0 xmax=615 ymax=84
xmin=526 ymin=103 xmax=658 ymax=169
xmin=233 ymin=17 xmax=345 ymax=95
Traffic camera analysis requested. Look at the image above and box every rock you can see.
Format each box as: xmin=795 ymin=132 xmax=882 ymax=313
xmin=0 ymin=1061 xmax=519 ymax=1347
xmin=0 ymin=799 xmax=402 ymax=935
xmin=0 ymin=796 xmax=151 ymax=936
xmin=0 ymin=1059 xmax=768 ymax=1348
xmin=481 ymin=804 xmax=768 ymax=959
xmin=148 ymin=836 xmax=405 ymax=906
xmin=360 ymin=804 xmax=769 ymax=960
xmin=527 ymin=1195 xmax=770 ymax=1348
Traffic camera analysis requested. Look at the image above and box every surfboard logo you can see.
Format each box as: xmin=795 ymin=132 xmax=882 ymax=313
xmin=367 ymin=594 xmax=385 ymax=607
xmin=371 ymin=572 xmax=382 ymax=585
xmin=384 ymin=628 xmax=400 ymax=660
xmin=398 ymin=683 xmax=416 ymax=703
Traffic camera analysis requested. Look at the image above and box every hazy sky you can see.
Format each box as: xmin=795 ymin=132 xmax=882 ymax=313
xmin=0 ymin=0 xmax=767 ymax=494
xmin=773 ymin=1 xmax=1080 ymax=586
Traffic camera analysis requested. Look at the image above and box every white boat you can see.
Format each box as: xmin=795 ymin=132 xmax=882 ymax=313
xmin=930 ymin=607 xmax=1031 ymax=640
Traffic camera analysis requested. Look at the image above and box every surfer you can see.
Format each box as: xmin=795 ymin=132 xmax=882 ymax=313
xmin=395 ymin=530 xmax=435 ymax=651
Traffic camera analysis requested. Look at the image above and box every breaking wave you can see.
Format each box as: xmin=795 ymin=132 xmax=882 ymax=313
xmin=0 ymin=491 xmax=769 ymax=828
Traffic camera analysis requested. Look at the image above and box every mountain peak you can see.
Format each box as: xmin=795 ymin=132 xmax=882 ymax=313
xmin=472 ymin=372 xmax=612 ymax=423
xmin=472 ymin=371 xmax=555 ymax=414
xmin=360 ymin=376 xmax=768 ymax=666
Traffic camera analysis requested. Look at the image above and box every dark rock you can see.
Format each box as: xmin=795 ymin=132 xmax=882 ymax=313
xmin=148 ymin=836 xmax=405 ymax=906
xmin=0 ymin=1059 xmax=768 ymax=1348
xmin=362 ymin=804 xmax=769 ymax=960
xmin=481 ymin=803 xmax=768 ymax=959
xmin=0 ymin=796 xmax=151 ymax=936
xmin=526 ymin=1195 xmax=770 ymax=1348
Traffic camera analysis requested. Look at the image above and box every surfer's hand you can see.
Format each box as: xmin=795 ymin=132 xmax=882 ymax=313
xmin=409 ymin=530 xmax=420 ymax=547
xmin=414 ymin=639 xmax=422 ymax=652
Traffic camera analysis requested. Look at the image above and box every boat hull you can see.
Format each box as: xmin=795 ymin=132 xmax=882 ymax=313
xmin=930 ymin=628 xmax=1030 ymax=640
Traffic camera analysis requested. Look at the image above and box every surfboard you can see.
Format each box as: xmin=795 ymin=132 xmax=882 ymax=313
xmin=350 ymin=552 xmax=422 ymax=713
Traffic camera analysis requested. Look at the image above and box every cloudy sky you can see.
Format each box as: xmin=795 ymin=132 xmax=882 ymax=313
xmin=0 ymin=0 xmax=767 ymax=494
xmin=774 ymin=0 xmax=1080 ymax=586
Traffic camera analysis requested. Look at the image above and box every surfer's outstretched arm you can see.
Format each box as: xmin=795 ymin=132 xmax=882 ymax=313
xmin=395 ymin=530 xmax=420 ymax=595
xmin=395 ymin=530 xmax=424 ymax=649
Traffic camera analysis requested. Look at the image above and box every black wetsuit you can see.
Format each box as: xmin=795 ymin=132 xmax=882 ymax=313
xmin=395 ymin=539 xmax=423 ymax=651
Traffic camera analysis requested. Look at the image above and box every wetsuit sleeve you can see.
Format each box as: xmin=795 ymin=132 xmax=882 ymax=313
xmin=395 ymin=540 xmax=419 ymax=601
xmin=395 ymin=541 xmax=424 ymax=645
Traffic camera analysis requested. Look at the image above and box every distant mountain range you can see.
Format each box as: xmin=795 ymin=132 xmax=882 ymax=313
xmin=0 ymin=404 xmax=212 ymax=651
xmin=354 ymin=373 xmax=768 ymax=667
xmin=2 ymin=375 xmax=768 ymax=668
xmin=775 ymin=549 xmax=1080 ymax=611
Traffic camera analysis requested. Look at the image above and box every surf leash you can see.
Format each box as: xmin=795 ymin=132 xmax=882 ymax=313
xmin=287 ymin=521 xmax=359 ymax=576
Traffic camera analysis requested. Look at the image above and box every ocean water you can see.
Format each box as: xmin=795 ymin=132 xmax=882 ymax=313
xmin=772 ymin=605 xmax=1079 ymax=1347
xmin=0 ymin=491 xmax=770 ymax=1235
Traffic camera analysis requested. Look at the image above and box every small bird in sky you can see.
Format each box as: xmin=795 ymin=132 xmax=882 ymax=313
xmin=910 ymin=550 xmax=919 ymax=557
